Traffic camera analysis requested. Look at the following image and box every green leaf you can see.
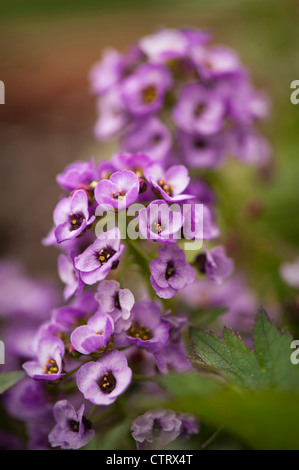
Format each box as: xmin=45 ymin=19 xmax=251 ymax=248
xmin=0 ymin=371 xmax=25 ymax=394
xmin=189 ymin=308 xmax=299 ymax=391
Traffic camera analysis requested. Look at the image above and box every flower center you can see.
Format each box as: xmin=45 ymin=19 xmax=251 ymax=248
xmin=194 ymin=102 xmax=206 ymax=117
xmin=193 ymin=138 xmax=208 ymax=150
xmin=165 ymin=261 xmax=175 ymax=280
xmin=69 ymin=213 xmax=84 ymax=231
xmin=99 ymin=371 xmax=116 ymax=394
xmin=112 ymin=189 xmax=126 ymax=201
xmin=195 ymin=253 xmax=207 ymax=274
xmin=128 ymin=322 xmax=152 ymax=341
xmin=158 ymin=179 xmax=174 ymax=198
xmin=114 ymin=292 xmax=120 ymax=309
xmin=151 ymin=220 xmax=163 ymax=235
xmin=98 ymin=247 xmax=116 ymax=265
xmin=44 ymin=358 xmax=59 ymax=375
xmin=142 ymin=85 xmax=158 ymax=104
xmin=69 ymin=420 xmax=80 ymax=433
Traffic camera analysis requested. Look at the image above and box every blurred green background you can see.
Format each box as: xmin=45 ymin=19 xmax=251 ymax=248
xmin=0 ymin=0 xmax=298 ymax=309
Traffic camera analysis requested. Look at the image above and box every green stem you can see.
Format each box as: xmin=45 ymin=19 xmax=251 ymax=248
xmin=201 ymin=426 xmax=224 ymax=450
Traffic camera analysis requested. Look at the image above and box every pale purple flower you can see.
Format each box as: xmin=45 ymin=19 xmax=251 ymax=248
xmin=48 ymin=400 xmax=94 ymax=450
xmin=196 ymin=246 xmax=234 ymax=284
xmin=112 ymin=152 xmax=153 ymax=174
xmin=121 ymin=63 xmax=172 ymax=116
xmin=71 ymin=311 xmax=114 ymax=355
xmin=74 ymin=228 xmax=124 ymax=285
xmin=131 ymin=409 xmax=182 ymax=450
xmin=178 ymin=130 xmax=225 ymax=168
xmin=173 ymin=83 xmax=225 ymax=135
xmin=76 ymin=350 xmax=132 ymax=405
xmin=58 ymin=253 xmax=83 ymax=300
xmin=94 ymin=169 xmax=140 ymax=210
xmin=229 ymin=127 xmax=271 ymax=166
xmin=150 ymin=245 xmax=195 ymax=299
xmin=176 ymin=413 xmax=200 ymax=440
xmin=94 ymin=86 xmax=128 ymax=140
xmin=4 ymin=378 xmax=48 ymax=422
xmin=182 ymin=201 xmax=219 ymax=241
xmin=190 ymin=44 xmax=243 ymax=80
xmin=90 ymin=48 xmax=124 ymax=95
xmin=95 ymin=280 xmax=135 ymax=333
xmin=124 ymin=300 xmax=169 ymax=353
xmin=138 ymin=200 xmax=184 ymax=244
xmin=23 ymin=336 xmax=65 ymax=381
xmin=121 ymin=117 xmax=172 ymax=163
xmin=139 ymin=29 xmax=189 ymax=63
xmin=53 ymin=190 xmax=95 ymax=243
xmin=280 ymin=257 xmax=299 ymax=289
xmin=154 ymin=344 xmax=191 ymax=375
xmin=144 ymin=163 xmax=191 ymax=202
xmin=56 ymin=158 xmax=96 ymax=191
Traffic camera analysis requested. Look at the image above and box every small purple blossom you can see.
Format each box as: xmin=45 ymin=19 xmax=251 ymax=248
xmin=125 ymin=300 xmax=169 ymax=353
xmin=154 ymin=344 xmax=191 ymax=375
xmin=48 ymin=400 xmax=95 ymax=450
xmin=196 ymin=246 xmax=234 ymax=284
xmin=94 ymin=169 xmax=140 ymax=210
xmin=53 ymin=190 xmax=95 ymax=243
xmin=23 ymin=336 xmax=65 ymax=381
xmin=144 ymin=163 xmax=191 ymax=202
xmin=131 ymin=409 xmax=182 ymax=450
xmin=71 ymin=311 xmax=114 ymax=355
xmin=138 ymin=200 xmax=184 ymax=244
xmin=56 ymin=158 xmax=96 ymax=191
xmin=74 ymin=228 xmax=124 ymax=285
xmin=95 ymin=280 xmax=135 ymax=333
xmin=58 ymin=253 xmax=83 ymax=300
xmin=121 ymin=63 xmax=172 ymax=116
xmin=150 ymin=245 xmax=195 ymax=299
xmin=280 ymin=257 xmax=299 ymax=289
xmin=173 ymin=83 xmax=225 ymax=136
xmin=94 ymin=86 xmax=128 ymax=140
xmin=90 ymin=48 xmax=124 ymax=95
xmin=76 ymin=350 xmax=132 ymax=405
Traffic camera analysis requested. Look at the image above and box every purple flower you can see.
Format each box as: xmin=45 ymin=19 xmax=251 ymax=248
xmin=229 ymin=127 xmax=271 ymax=166
xmin=173 ymin=83 xmax=225 ymax=135
xmin=138 ymin=200 xmax=184 ymax=244
xmin=121 ymin=117 xmax=172 ymax=163
xmin=90 ymin=48 xmax=124 ymax=95
xmin=178 ymin=130 xmax=225 ymax=168
xmin=112 ymin=152 xmax=153 ymax=174
xmin=71 ymin=312 xmax=114 ymax=355
xmin=53 ymin=190 xmax=95 ymax=243
xmin=182 ymin=201 xmax=219 ymax=241
xmin=195 ymin=246 xmax=234 ymax=284
xmin=125 ymin=300 xmax=169 ymax=353
xmin=74 ymin=228 xmax=124 ymax=285
xmin=131 ymin=409 xmax=182 ymax=450
xmin=121 ymin=63 xmax=172 ymax=116
xmin=4 ymin=377 xmax=48 ymax=422
xmin=94 ymin=86 xmax=128 ymax=140
xmin=139 ymin=29 xmax=190 ymax=63
xmin=280 ymin=257 xmax=299 ymax=289
xmin=58 ymin=253 xmax=84 ymax=300
xmin=23 ymin=336 xmax=65 ymax=381
xmin=94 ymin=170 xmax=140 ymax=210
xmin=150 ymin=245 xmax=195 ymax=299
xmin=76 ymin=350 xmax=132 ymax=405
xmin=154 ymin=344 xmax=191 ymax=375
xmin=176 ymin=413 xmax=200 ymax=440
xmin=56 ymin=158 xmax=96 ymax=191
xmin=190 ymin=44 xmax=243 ymax=80
xmin=48 ymin=400 xmax=95 ymax=450
xmin=144 ymin=163 xmax=191 ymax=202
xmin=95 ymin=280 xmax=135 ymax=333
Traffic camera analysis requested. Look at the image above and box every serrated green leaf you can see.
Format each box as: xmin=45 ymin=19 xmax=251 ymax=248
xmin=190 ymin=326 xmax=265 ymax=389
xmin=254 ymin=309 xmax=299 ymax=391
xmin=0 ymin=371 xmax=25 ymax=394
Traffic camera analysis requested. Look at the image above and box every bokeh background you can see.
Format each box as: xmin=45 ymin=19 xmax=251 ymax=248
xmin=0 ymin=0 xmax=298 ymax=308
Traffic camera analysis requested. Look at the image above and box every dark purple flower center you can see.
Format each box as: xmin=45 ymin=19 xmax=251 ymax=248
xmin=44 ymin=358 xmax=59 ymax=375
xmin=158 ymin=178 xmax=174 ymax=198
xmin=142 ymin=85 xmax=158 ymax=104
xmin=195 ymin=253 xmax=207 ymax=274
xmin=152 ymin=418 xmax=162 ymax=437
xmin=165 ymin=261 xmax=175 ymax=280
xmin=128 ymin=322 xmax=152 ymax=341
xmin=193 ymin=138 xmax=208 ymax=150
xmin=69 ymin=420 xmax=80 ymax=433
xmin=97 ymin=247 xmax=116 ymax=265
xmin=194 ymin=102 xmax=206 ymax=117
xmin=99 ymin=371 xmax=116 ymax=394
xmin=114 ymin=292 xmax=120 ymax=309
xmin=69 ymin=213 xmax=84 ymax=231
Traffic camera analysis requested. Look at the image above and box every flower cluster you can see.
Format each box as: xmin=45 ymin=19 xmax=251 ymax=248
xmin=90 ymin=28 xmax=271 ymax=169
